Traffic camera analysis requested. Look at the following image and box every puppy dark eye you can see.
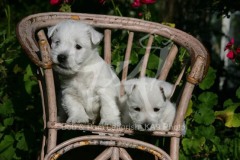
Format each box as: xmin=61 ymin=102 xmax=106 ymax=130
xmin=134 ymin=107 xmax=141 ymax=112
xmin=154 ymin=108 xmax=160 ymax=112
xmin=55 ymin=40 xmax=60 ymax=46
xmin=75 ymin=44 xmax=82 ymax=50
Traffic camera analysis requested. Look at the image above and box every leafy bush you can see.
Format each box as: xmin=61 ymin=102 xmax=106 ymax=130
xmin=181 ymin=67 xmax=240 ymax=159
xmin=0 ymin=1 xmax=49 ymax=159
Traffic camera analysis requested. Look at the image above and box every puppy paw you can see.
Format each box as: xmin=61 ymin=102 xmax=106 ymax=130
xmin=99 ymin=118 xmax=121 ymax=127
xmin=66 ymin=115 xmax=89 ymax=124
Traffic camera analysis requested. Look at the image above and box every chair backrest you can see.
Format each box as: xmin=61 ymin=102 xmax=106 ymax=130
xmin=16 ymin=12 xmax=209 ymax=160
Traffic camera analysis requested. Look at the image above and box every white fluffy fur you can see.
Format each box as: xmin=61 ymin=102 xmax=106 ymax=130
xmin=48 ymin=20 xmax=121 ymax=126
xmin=120 ymin=77 xmax=176 ymax=131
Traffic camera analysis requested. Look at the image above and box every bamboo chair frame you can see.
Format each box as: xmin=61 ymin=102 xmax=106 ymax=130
xmin=16 ymin=12 xmax=209 ymax=160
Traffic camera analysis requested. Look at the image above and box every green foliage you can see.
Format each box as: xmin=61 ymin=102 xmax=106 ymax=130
xmin=199 ymin=67 xmax=217 ymax=90
xmin=215 ymin=88 xmax=240 ymax=128
xmin=194 ymin=106 xmax=215 ymax=125
xmin=0 ymin=1 xmax=44 ymax=159
xmin=181 ymin=67 xmax=240 ymax=159
xmin=182 ymin=137 xmax=206 ymax=155
xmin=23 ymin=65 xmax=38 ymax=95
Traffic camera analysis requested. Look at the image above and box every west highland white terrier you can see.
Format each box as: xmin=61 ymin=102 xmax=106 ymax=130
xmin=48 ymin=20 xmax=121 ymax=126
xmin=120 ymin=77 xmax=176 ymax=131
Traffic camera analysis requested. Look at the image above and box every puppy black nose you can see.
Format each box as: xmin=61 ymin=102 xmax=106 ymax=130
xmin=57 ymin=54 xmax=67 ymax=63
xmin=141 ymin=123 xmax=152 ymax=130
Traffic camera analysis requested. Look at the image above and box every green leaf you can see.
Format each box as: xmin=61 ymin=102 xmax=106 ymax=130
xmin=198 ymin=92 xmax=218 ymax=108
xmin=223 ymin=99 xmax=234 ymax=107
xmin=236 ymin=86 xmax=240 ymax=99
xmin=215 ymin=104 xmax=240 ymax=127
xmin=114 ymin=60 xmax=123 ymax=75
xmin=3 ymin=118 xmax=14 ymax=127
xmin=130 ymin=51 xmax=139 ymax=65
xmin=0 ymin=145 xmax=15 ymax=160
xmin=146 ymin=69 xmax=155 ymax=77
xmin=15 ymin=131 xmax=28 ymax=151
xmin=23 ymin=65 xmax=37 ymax=94
xmin=138 ymin=47 xmax=146 ymax=55
xmin=178 ymin=47 xmax=189 ymax=63
xmin=182 ymin=137 xmax=206 ymax=155
xmin=199 ymin=67 xmax=216 ymax=90
xmin=209 ymin=137 xmax=222 ymax=155
xmin=210 ymin=136 xmax=220 ymax=146
xmin=195 ymin=125 xmax=215 ymax=139
xmin=161 ymin=22 xmax=176 ymax=28
xmin=0 ymin=124 xmax=6 ymax=132
xmin=0 ymin=135 xmax=14 ymax=153
xmin=147 ymin=54 xmax=161 ymax=70
xmin=13 ymin=64 xmax=23 ymax=74
xmin=59 ymin=3 xmax=71 ymax=12
xmin=185 ymin=100 xmax=193 ymax=118
xmin=233 ymin=138 xmax=240 ymax=160
xmin=194 ymin=107 xmax=215 ymax=125
xmin=0 ymin=97 xmax=14 ymax=115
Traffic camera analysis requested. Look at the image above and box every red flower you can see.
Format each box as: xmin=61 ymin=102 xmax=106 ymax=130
xmin=226 ymin=50 xmax=235 ymax=60
xmin=141 ymin=0 xmax=156 ymax=4
xmin=224 ymin=38 xmax=234 ymax=51
xmin=131 ymin=0 xmax=156 ymax=8
xmin=132 ymin=0 xmax=142 ymax=8
xmin=236 ymin=47 xmax=240 ymax=54
xmin=50 ymin=0 xmax=61 ymax=5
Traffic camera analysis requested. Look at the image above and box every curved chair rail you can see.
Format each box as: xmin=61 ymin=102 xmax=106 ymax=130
xmin=47 ymin=122 xmax=182 ymax=137
xmin=16 ymin=12 xmax=209 ymax=84
xmin=44 ymin=135 xmax=172 ymax=160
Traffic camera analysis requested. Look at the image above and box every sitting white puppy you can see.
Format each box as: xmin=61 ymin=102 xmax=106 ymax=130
xmin=120 ymin=77 xmax=176 ymax=131
xmin=48 ymin=20 xmax=121 ymax=126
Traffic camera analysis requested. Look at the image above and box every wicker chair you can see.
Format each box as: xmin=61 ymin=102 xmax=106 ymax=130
xmin=16 ymin=12 xmax=209 ymax=160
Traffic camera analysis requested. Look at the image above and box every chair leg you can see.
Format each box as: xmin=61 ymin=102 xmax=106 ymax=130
xmin=170 ymin=137 xmax=180 ymax=160
xmin=111 ymin=147 xmax=120 ymax=160
xmin=95 ymin=147 xmax=113 ymax=160
xmin=47 ymin=129 xmax=57 ymax=152
xmin=119 ymin=148 xmax=133 ymax=160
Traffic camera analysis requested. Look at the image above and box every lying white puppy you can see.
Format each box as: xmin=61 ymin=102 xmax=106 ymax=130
xmin=48 ymin=20 xmax=121 ymax=126
xmin=120 ymin=77 xmax=176 ymax=131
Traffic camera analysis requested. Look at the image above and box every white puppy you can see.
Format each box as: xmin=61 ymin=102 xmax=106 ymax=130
xmin=120 ymin=77 xmax=176 ymax=131
xmin=48 ymin=20 xmax=121 ymax=126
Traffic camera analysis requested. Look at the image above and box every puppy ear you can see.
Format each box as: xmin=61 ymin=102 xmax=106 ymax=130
xmin=48 ymin=25 xmax=58 ymax=38
xmin=158 ymin=80 xmax=174 ymax=99
xmin=88 ymin=27 xmax=103 ymax=46
xmin=123 ymin=79 xmax=137 ymax=95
